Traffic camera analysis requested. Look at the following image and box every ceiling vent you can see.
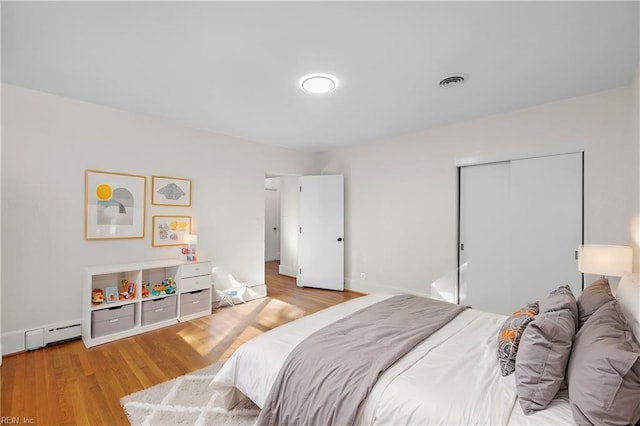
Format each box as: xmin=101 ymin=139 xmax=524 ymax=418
xmin=439 ymin=75 xmax=466 ymax=88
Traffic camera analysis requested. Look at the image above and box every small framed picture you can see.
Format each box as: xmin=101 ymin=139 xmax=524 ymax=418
xmin=85 ymin=170 xmax=146 ymax=240
xmin=152 ymin=176 xmax=192 ymax=207
xmin=152 ymin=215 xmax=192 ymax=247
xmin=105 ymin=286 xmax=119 ymax=303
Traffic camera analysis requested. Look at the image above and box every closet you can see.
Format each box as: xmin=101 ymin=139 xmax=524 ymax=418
xmin=458 ymin=152 xmax=583 ymax=315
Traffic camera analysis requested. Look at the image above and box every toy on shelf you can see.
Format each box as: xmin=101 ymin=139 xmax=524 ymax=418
xmin=151 ymin=283 xmax=165 ymax=296
xmin=164 ymin=278 xmax=176 ymax=294
xmin=181 ymin=246 xmax=197 ymax=262
xmin=105 ymin=286 xmax=118 ymax=303
xmin=150 ymin=277 xmax=175 ymax=296
xmin=91 ymin=288 xmax=104 ymax=305
xmin=141 ymin=282 xmax=150 ymax=298
xmin=119 ymin=279 xmax=136 ymax=300
xmin=182 ymin=234 xmax=198 ymax=262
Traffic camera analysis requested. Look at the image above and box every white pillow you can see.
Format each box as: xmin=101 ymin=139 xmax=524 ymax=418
xmin=615 ymin=272 xmax=640 ymax=343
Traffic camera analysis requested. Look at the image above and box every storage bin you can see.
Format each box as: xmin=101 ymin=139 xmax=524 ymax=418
xmin=180 ymin=288 xmax=211 ymax=317
xmin=141 ymin=296 xmax=177 ymax=326
xmin=92 ymin=303 xmax=135 ymax=338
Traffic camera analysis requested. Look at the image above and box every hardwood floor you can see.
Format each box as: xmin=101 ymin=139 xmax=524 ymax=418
xmin=1 ymin=261 xmax=362 ymax=425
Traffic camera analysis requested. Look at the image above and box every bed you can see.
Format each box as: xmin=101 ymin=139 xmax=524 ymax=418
xmin=210 ymin=273 xmax=640 ymax=425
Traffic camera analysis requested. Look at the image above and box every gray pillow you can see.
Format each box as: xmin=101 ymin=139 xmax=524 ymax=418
xmin=540 ymin=285 xmax=578 ymax=329
xmin=566 ymin=300 xmax=640 ymax=425
xmin=515 ymin=309 xmax=576 ymax=415
xmin=576 ymin=278 xmax=613 ymax=329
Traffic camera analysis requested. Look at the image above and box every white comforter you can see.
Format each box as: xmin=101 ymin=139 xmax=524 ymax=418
xmin=210 ymin=294 xmax=575 ymax=425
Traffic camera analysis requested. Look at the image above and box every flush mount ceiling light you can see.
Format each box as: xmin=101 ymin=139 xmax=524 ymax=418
xmin=439 ymin=74 xmax=467 ymax=88
xmin=300 ymin=74 xmax=337 ymax=94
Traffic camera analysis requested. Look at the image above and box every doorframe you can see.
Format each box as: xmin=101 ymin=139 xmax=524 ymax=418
xmin=456 ymin=149 xmax=586 ymax=304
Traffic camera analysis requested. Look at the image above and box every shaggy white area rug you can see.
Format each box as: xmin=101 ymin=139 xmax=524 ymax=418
xmin=121 ymin=361 xmax=260 ymax=426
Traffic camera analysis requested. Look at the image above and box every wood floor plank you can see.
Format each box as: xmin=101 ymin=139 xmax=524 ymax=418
xmin=1 ymin=262 xmax=362 ymax=425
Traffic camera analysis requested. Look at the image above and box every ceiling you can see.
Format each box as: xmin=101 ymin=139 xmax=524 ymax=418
xmin=2 ymin=1 xmax=639 ymax=153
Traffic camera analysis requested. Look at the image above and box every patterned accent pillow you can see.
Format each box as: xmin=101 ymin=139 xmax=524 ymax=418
xmin=497 ymin=302 xmax=539 ymax=376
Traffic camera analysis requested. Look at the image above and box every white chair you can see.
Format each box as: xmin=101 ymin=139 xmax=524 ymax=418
xmin=211 ymin=266 xmax=247 ymax=308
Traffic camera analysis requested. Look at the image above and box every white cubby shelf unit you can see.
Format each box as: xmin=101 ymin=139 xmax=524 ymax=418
xmin=82 ymin=259 xmax=212 ymax=348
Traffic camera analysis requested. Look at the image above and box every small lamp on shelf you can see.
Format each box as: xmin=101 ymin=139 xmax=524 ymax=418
xmin=578 ymin=244 xmax=632 ymax=280
xmin=183 ymin=234 xmax=198 ymax=262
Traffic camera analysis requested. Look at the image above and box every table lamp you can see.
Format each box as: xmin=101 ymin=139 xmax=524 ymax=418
xmin=578 ymin=244 xmax=632 ymax=279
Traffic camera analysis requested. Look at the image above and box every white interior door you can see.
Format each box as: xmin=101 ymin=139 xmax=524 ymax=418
xmin=459 ymin=162 xmax=511 ymax=313
xmin=298 ymin=175 xmax=344 ymax=290
xmin=265 ymin=189 xmax=279 ymax=262
xmin=459 ymin=153 xmax=583 ymax=315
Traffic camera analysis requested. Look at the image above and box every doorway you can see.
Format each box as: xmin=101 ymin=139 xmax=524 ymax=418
xmin=265 ymin=175 xmax=299 ymax=277
xmin=265 ymin=184 xmax=279 ymax=262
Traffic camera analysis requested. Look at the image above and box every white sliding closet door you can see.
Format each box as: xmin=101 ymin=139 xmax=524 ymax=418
xmin=459 ymin=153 xmax=583 ymax=315
xmin=459 ymin=162 xmax=511 ymax=315
xmin=509 ymin=154 xmax=583 ymax=307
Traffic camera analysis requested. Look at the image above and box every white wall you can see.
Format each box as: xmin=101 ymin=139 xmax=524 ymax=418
xmin=3 ymin=80 xmax=638 ymax=354
xmin=1 ymin=84 xmax=317 ymax=354
xmin=318 ymin=85 xmax=639 ymax=298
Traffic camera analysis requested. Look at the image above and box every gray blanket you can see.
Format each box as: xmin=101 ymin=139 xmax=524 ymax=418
xmin=257 ymin=294 xmax=467 ymax=426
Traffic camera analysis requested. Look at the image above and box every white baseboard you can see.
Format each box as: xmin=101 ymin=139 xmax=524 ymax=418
xmin=278 ymin=264 xmax=297 ymax=278
xmin=345 ymin=279 xmax=431 ymax=299
xmin=3 ymin=329 xmax=28 ymax=355
xmin=211 ymin=283 xmax=266 ymax=306
xmin=246 ymin=283 xmax=266 ymax=299
xmin=2 ymin=318 xmax=82 ymax=356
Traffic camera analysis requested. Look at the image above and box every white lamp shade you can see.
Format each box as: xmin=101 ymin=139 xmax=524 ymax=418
xmin=578 ymin=244 xmax=632 ymax=277
xmin=184 ymin=234 xmax=198 ymax=245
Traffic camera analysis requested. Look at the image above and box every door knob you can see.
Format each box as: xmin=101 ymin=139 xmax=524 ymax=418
xmin=337 ymin=237 xmax=343 ymax=242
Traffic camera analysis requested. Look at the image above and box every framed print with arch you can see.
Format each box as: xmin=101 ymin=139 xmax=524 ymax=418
xmin=85 ymin=170 xmax=146 ymax=240
xmin=152 ymin=176 xmax=192 ymax=207
xmin=152 ymin=215 xmax=192 ymax=247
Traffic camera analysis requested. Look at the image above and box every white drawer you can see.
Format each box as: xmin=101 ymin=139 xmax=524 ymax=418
xmin=181 ymin=275 xmax=212 ymax=293
xmin=180 ymin=261 xmax=212 ymax=279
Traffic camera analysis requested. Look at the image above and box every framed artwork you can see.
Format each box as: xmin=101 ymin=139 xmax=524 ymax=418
xmin=105 ymin=286 xmax=119 ymax=303
xmin=152 ymin=215 xmax=191 ymax=247
xmin=85 ymin=170 xmax=146 ymax=240
xmin=152 ymin=176 xmax=192 ymax=207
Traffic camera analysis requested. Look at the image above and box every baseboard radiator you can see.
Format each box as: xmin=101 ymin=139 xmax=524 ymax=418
xmin=25 ymin=323 xmax=82 ymax=351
